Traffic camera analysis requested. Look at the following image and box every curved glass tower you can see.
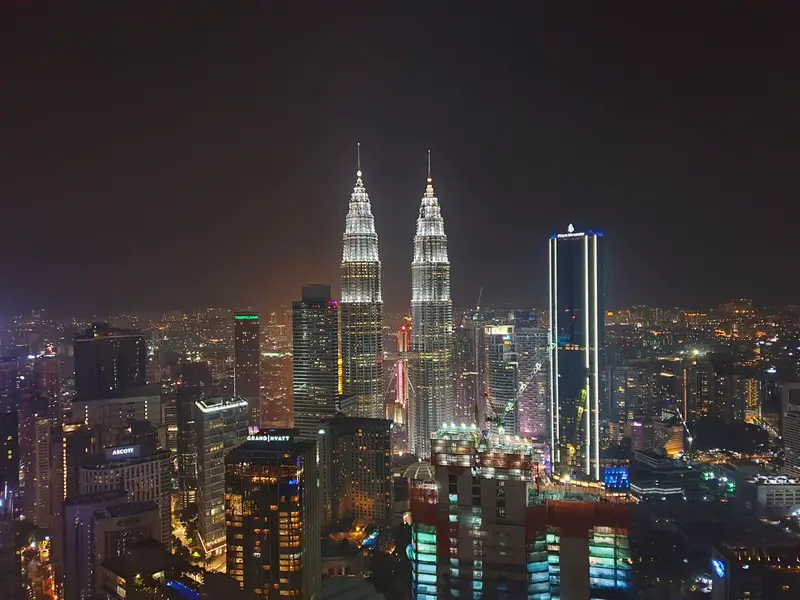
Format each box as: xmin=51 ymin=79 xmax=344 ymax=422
xmin=410 ymin=171 xmax=453 ymax=457
xmin=340 ymin=166 xmax=384 ymax=418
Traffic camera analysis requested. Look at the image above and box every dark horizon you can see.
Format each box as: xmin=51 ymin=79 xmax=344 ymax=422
xmin=2 ymin=2 xmax=798 ymax=316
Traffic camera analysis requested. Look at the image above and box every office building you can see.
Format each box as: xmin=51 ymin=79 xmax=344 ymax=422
xmin=408 ymin=425 xmax=632 ymax=599
xmin=340 ymin=160 xmax=384 ymax=420
xmin=225 ymin=430 xmax=320 ymax=599
xmin=234 ymin=314 xmax=261 ymax=426
xmin=77 ymin=445 xmax=171 ymax=544
xmin=629 ymin=450 xmax=702 ymax=500
xmin=485 ymin=325 xmax=519 ymax=434
xmin=516 ymin=324 xmax=549 ymax=439
xmin=318 ymin=414 xmax=392 ymax=525
xmin=176 ymin=364 xmax=211 ymax=509
xmin=196 ymin=395 xmax=249 ymax=557
xmin=548 ymin=224 xmax=604 ymax=478
xmin=410 ymin=165 xmax=453 ymax=458
xmin=63 ymin=491 xmax=158 ymax=600
xmin=292 ymin=285 xmax=339 ymax=440
xmin=73 ymin=323 xmax=147 ymax=400
xmin=739 ymin=474 xmax=800 ymax=518
xmin=710 ymin=538 xmax=800 ymax=600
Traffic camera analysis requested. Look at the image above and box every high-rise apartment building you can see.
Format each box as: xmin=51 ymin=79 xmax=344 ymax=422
xmin=548 ymin=224 xmax=604 ymax=478
xmin=195 ymin=396 xmax=249 ymax=557
xmin=234 ymin=314 xmax=261 ymax=426
xmin=73 ymin=323 xmax=147 ymax=400
xmin=78 ymin=445 xmax=171 ymax=545
xmin=318 ymin=414 xmax=392 ymax=525
xmin=410 ymin=166 xmax=453 ymax=458
xmin=225 ymin=430 xmax=320 ymax=600
xmin=409 ymin=425 xmax=632 ymax=600
xmin=292 ymin=285 xmax=339 ymax=440
xmin=340 ymin=160 xmax=384 ymax=420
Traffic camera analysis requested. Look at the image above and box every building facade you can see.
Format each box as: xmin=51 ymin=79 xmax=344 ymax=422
xmin=234 ymin=314 xmax=261 ymax=426
xmin=225 ymin=430 xmax=320 ymax=600
xmin=548 ymin=225 xmax=604 ymax=478
xmin=408 ymin=425 xmax=632 ymax=600
xmin=73 ymin=323 xmax=147 ymax=401
xmin=77 ymin=445 xmax=171 ymax=545
xmin=318 ymin=414 xmax=392 ymax=525
xmin=195 ymin=396 xmax=249 ymax=557
xmin=410 ymin=171 xmax=453 ymax=458
xmin=516 ymin=325 xmax=549 ymax=440
xmin=485 ymin=325 xmax=519 ymax=434
xmin=340 ymin=164 xmax=384 ymax=420
xmin=292 ymin=285 xmax=340 ymax=440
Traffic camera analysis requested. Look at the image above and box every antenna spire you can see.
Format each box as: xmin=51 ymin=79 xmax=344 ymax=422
xmin=357 ymin=142 xmax=362 ymax=178
xmin=427 ymin=149 xmax=431 ymax=182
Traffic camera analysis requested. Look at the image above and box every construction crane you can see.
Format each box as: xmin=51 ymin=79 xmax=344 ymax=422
xmin=485 ymin=362 xmax=543 ymax=432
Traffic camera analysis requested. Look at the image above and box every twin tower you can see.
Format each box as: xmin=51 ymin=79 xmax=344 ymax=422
xmin=340 ymin=151 xmax=452 ymax=458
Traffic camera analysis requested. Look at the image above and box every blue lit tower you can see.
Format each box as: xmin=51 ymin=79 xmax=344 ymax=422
xmin=410 ymin=155 xmax=454 ymax=458
xmin=548 ymin=224 xmax=604 ymax=479
xmin=340 ymin=147 xmax=385 ymax=419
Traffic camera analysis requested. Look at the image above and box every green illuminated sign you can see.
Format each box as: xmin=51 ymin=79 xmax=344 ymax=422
xmin=234 ymin=314 xmax=259 ymax=321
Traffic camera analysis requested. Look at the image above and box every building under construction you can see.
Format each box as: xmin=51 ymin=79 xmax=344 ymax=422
xmin=409 ymin=425 xmax=632 ymax=600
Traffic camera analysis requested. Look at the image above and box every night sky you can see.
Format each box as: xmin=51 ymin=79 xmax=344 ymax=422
xmin=2 ymin=2 xmax=799 ymax=315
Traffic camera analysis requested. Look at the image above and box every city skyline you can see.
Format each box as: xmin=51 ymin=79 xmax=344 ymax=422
xmin=2 ymin=4 xmax=799 ymax=315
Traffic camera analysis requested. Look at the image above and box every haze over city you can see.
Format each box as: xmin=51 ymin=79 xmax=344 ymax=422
xmin=2 ymin=2 xmax=799 ymax=315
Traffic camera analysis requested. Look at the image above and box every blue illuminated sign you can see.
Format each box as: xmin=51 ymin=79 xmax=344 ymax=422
xmin=604 ymin=466 xmax=630 ymax=490
xmin=711 ymin=559 xmax=725 ymax=579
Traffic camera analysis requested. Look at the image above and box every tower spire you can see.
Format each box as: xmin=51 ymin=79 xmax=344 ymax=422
xmin=357 ymin=142 xmax=362 ymax=177
xmin=425 ymin=150 xmax=435 ymax=198
xmin=427 ymin=149 xmax=431 ymax=182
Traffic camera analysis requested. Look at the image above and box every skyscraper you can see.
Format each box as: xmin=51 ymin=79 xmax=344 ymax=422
xmin=195 ymin=396 xmax=249 ymax=558
xmin=292 ymin=285 xmax=339 ymax=440
xmin=317 ymin=414 xmax=392 ymax=525
xmin=73 ymin=323 xmax=147 ymax=401
xmin=485 ymin=325 xmax=519 ymax=434
xmin=452 ymin=318 xmax=481 ymax=426
xmin=548 ymin=224 xmax=604 ymax=479
xmin=234 ymin=314 xmax=261 ymax=426
xmin=339 ymin=155 xmax=384 ymax=419
xmin=78 ymin=444 xmax=172 ymax=545
xmin=410 ymin=160 xmax=453 ymax=458
xmin=225 ymin=429 xmax=320 ymax=599
xmin=516 ymin=323 xmax=549 ymax=439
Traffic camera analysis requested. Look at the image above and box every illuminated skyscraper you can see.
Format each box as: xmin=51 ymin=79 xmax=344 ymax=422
xmin=548 ymin=224 xmax=604 ymax=479
xmin=410 ymin=159 xmax=453 ymax=458
xmin=339 ymin=152 xmax=384 ymax=419
xmin=195 ymin=396 xmax=249 ymax=558
xmin=234 ymin=313 xmax=261 ymax=426
xmin=292 ymin=285 xmax=339 ymax=439
xmin=225 ymin=429 xmax=320 ymax=599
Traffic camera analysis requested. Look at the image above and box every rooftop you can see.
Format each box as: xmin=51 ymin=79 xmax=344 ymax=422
xmin=102 ymin=539 xmax=182 ymax=579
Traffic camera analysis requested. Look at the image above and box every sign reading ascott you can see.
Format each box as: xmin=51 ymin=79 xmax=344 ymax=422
xmin=105 ymin=445 xmax=141 ymax=460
